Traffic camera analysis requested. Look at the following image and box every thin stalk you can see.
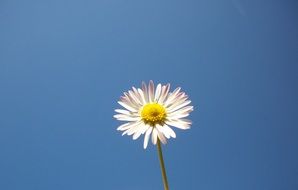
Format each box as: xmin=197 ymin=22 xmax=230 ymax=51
xmin=157 ymin=139 xmax=169 ymax=190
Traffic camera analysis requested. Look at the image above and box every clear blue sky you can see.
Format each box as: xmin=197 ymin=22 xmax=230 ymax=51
xmin=0 ymin=0 xmax=297 ymax=190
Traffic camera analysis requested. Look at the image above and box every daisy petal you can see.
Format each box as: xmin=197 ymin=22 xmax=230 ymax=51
xmin=142 ymin=81 xmax=149 ymax=102
xmin=167 ymin=113 xmax=190 ymax=119
xmin=164 ymin=87 xmax=181 ymax=106
xmin=158 ymin=84 xmax=170 ymax=104
xmin=118 ymin=101 xmax=137 ymax=112
xmin=180 ymin=118 xmax=192 ymax=125
xmin=148 ymin=80 xmax=155 ymax=103
xmin=156 ymin=128 xmax=167 ymax=144
xmin=165 ymin=93 xmax=187 ymax=108
xmin=168 ymin=106 xmax=194 ymax=117
xmin=122 ymin=121 xmax=142 ymax=136
xmin=128 ymin=90 xmax=142 ymax=106
xmin=167 ymin=100 xmax=191 ymax=113
xmin=156 ymin=124 xmax=170 ymax=138
xmin=166 ymin=120 xmax=190 ymax=130
xmin=117 ymin=122 xmax=134 ymax=131
xmin=143 ymin=127 xmax=153 ymax=149
xmin=114 ymin=109 xmax=131 ymax=115
xmin=132 ymin=87 xmax=143 ymax=104
xmin=137 ymin=88 xmax=146 ymax=105
xmin=133 ymin=125 xmax=149 ymax=140
xmin=151 ymin=128 xmax=158 ymax=145
xmin=163 ymin=124 xmax=176 ymax=138
xmin=113 ymin=114 xmax=139 ymax=121
xmin=154 ymin=83 xmax=162 ymax=102
xmin=122 ymin=94 xmax=139 ymax=109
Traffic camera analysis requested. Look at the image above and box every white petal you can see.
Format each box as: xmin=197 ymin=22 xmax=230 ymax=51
xmin=137 ymin=88 xmax=147 ymax=105
xmin=148 ymin=80 xmax=155 ymax=103
xmin=164 ymin=87 xmax=181 ymax=106
xmin=132 ymin=87 xmax=140 ymax=97
xmin=180 ymin=118 xmax=192 ymax=125
xmin=132 ymin=87 xmax=143 ymax=104
xmin=166 ymin=95 xmax=188 ymax=110
xmin=143 ymin=127 xmax=153 ymax=149
xmin=128 ymin=90 xmax=142 ymax=106
xmin=167 ymin=100 xmax=188 ymax=112
xmin=169 ymin=118 xmax=192 ymax=126
xmin=154 ymin=83 xmax=162 ymax=102
xmin=151 ymin=128 xmax=158 ymax=145
xmin=113 ymin=114 xmax=140 ymax=121
xmin=133 ymin=125 xmax=149 ymax=140
xmin=117 ymin=122 xmax=134 ymax=131
xmin=162 ymin=124 xmax=176 ymax=138
xmin=127 ymin=125 xmax=141 ymax=136
xmin=156 ymin=124 xmax=170 ymax=138
xmin=117 ymin=121 xmax=141 ymax=131
xmin=167 ymin=100 xmax=191 ymax=113
xmin=167 ymin=112 xmax=190 ymax=119
xmin=118 ymin=101 xmax=137 ymax=112
xmin=172 ymin=87 xmax=181 ymax=95
xmin=122 ymin=94 xmax=139 ymax=109
xmin=132 ymin=129 xmax=142 ymax=140
xmin=158 ymin=84 xmax=170 ymax=104
xmin=168 ymin=106 xmax=193 ymax=117
xmin=114 ymin=109 xmax=131 ymax=115
xmin=165 ymin=93 xmax=187 ymax=108
xmin=113 ymin=114 xmax=133 ymax=118
xmin=156 ymin=128 xmax=167 ymax=144
xmin=141 ymin=125 xmax=150 ymax=134
xmin=165 ymin=120 xmax=190 ymax=130
xmin=142 ymin=81 xmax=149 ymax=102
xmin=122 ymin=121 xmax=143 ymax=136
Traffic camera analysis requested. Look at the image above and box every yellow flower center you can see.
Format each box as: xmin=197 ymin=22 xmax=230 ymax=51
xmin=141 ymin=103 xmax=167 ymax=126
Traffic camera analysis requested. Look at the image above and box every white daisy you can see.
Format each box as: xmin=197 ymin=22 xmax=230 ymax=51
xmin=114 ymin=80 xmax=193 ymax=149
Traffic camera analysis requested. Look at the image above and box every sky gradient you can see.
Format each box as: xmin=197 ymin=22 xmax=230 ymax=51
xmin=0 ymin=0 xmax=298 ymax=190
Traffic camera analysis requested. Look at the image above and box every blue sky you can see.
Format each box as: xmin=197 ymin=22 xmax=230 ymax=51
xmin=0 ymin=0 xmax=297 ymax=189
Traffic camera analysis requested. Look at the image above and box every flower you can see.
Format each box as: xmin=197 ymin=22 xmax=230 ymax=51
xmin=114 ymin=81 xmax=193 ymax=149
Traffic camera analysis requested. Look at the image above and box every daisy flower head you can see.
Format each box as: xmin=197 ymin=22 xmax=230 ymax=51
xmin=114 ymin=81 xmax=193 ymax=149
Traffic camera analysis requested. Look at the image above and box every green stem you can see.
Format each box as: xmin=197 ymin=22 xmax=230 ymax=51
xmin=157 ymin=139 xmax=169 ymax=190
